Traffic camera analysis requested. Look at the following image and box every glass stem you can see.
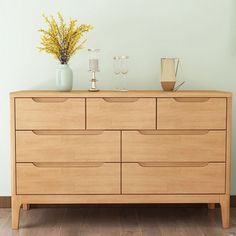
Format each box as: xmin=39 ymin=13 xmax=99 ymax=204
xmin=116 ymin=74 xmax=119 ymax=90
xmin=122 ymin=74 xmax=126 ymax=90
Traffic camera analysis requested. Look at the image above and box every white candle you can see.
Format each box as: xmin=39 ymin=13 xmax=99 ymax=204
xmin=89 ymin=59 xmax=99 ymax=72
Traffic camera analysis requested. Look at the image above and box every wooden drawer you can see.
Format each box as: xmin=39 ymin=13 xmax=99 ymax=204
xmin=17 ymin=163 xmax=120 ymax=194
xmin=16 ymin=131 xmax=120 ymax=162
xmin=157 ymin=98 xmax=226 ymax=129
xmin=16 ymin=98 xmax=85 ymax=130
xmin=122 ymin=163 xmax=225 ymax=194
xmin=87 ymin=98 xmax=156 ymax=129
xmin=122 ymin=130 xmax=226 ymax=162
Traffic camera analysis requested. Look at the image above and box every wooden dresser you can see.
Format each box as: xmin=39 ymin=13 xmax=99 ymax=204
xmin=10 ymin=90 xmax=232 ymax=229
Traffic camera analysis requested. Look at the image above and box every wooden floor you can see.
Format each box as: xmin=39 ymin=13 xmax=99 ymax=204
xmin=1 ymin=206 xmax=236 ymax=236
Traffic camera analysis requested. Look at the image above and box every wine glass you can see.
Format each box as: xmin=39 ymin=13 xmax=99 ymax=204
xmin=120 ymin=56 xmax=129 ymax=91
xmin=113 ymin=56 xmax=121 ymax=90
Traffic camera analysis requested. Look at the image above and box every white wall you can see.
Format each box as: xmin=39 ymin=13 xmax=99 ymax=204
xmin=0 ymin=0 xmax=236 ymax=195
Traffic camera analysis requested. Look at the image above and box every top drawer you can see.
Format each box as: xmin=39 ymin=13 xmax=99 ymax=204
xmin=87 ymin=98 xmax=156 ymax=129
xmin=16 ymin=98 xmax=85 ymax=130
xmin=157 ymin=98 xmax=226 ymax=129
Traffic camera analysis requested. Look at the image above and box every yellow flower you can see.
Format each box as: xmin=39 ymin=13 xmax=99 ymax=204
xmin=38 ymin=12 xmax=93 ymax=64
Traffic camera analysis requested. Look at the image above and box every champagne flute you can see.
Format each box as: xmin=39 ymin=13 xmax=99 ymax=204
xmin=113 ymin=56 xmax=121 ymax=90
xmin=120 ymin=56 xmax=129 ymax=91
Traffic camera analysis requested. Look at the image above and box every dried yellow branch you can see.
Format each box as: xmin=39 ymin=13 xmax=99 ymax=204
xmin=38 ymin=12 xmax=93 ymax=64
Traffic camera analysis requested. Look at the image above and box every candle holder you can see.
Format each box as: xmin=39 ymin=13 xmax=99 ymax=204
xmin=88 ymin=49 xmax=100 ymax=92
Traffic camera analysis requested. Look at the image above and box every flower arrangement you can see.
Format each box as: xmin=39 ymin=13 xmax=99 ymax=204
xmin=38 ymin=13 xmax=93 ymax=64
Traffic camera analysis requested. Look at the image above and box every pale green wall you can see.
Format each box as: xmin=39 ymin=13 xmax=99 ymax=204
xmin=0 ymin=0 xmax=235 ymax=195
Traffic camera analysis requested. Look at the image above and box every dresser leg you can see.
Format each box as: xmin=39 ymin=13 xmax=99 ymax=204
xmin=220 ymin=195 xmax=230 ymax=229
xmin=208 ymin=203 xmax=215 ymax=209
xmin=12 ymin=196 xmax=21 ymax=230
xmin=22 ymin=204 xmax=30 ymax=210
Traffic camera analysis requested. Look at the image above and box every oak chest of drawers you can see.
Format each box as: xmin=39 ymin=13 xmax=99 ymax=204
xmin=10 ymin=90 xmax=232 ymax=229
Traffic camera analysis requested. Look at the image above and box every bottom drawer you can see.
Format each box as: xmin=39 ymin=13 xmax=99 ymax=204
xmin=17 ymin=163 xmax=120 ymax=194
xmin=122 ymin=163 xmax=225 ymax=194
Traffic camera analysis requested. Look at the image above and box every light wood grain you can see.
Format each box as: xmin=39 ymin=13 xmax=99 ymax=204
xmin=10 ymin=97 xmax=16 ymax=195
xmin=16 ymin=163 xmax=120 ymax=194
xmin=10 ymin=90 xmax=233 ymax=98
xmin=157 ymin=98 xmax=227 ymax=129
xmin=226 ymin=97 xmax=232 ymax=195
xmin=138 ymin=130 xmax=210 ymax=135
xmin=16 ymin=98 xmax=85 ymax=130
xmin=22 ymin=204 xmax=30 ymax=210
xmin=16 ymin=130 xmax=120 ymax=162
xmin=103 ymin=97 xmax=139 ymax=103
xmin=138 ymin=162 xmax=208 ymax=167
xmin=219 ymin=97 xmax=232 ymax=229
xmin=173 ymin=97 xmax=209 ymax=102
xmin=10 ymin=90 xmax=232 ymax=229
xmin=220 ymin=195 xmax=230 ymax=228
xmin=13 ymin=194 xmax=221 ymax=204
xmin=32 ymin=162 xmax=104 ymax=167
xmin=123 ymin=130 xmax=226 ymax=162
xmin=32 ymin=97 xmax=68 ymax=103
xmin=122 ymin=163 xmax=225 ymax=194
xmin=32 ymin=130 xmax=104 ymax=135
xmin=87 ymin=98 xmax=156 ymax=129
xmin=11 ymin=195 xmax=21 ymax=229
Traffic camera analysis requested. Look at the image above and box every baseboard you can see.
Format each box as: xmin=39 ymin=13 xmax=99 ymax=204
xmin=0 ymin=197 xmax=11 ymax=208
xmin=231 ymin=195 xmax=236 ymax=207
xmin=1 ymin=196 xmax=236 ymax=208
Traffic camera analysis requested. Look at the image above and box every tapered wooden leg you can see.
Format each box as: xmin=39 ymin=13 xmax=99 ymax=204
xmin=208 ymin=203 xmax=215 ymax=209
xmin=22 ymin=204 xmax=30 ymax=210
xmin=12 ymin=196 xmax=21 ymax=230
xmin=220 ymin=195 xmax=230 ymax=229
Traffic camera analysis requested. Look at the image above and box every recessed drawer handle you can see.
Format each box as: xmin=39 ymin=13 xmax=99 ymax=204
xmin=32 ymin=162 xmax=104 ymax=168
xmin=32 ymin=130 xmax=104 ymax=135
xmin=103 ymin=98 xmax=139 ymax=103
xmin=174 ymin=98 xmax=209 ymax=103
xmin=32 ymin=98 xmax=68 ymax=103
xmin=138 ymin=162 xmax=209 ymax=167
xmin=138 ymin=130 xmax=209 ymax=135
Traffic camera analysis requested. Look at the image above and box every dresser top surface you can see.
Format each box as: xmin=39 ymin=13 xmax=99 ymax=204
xmin=10 ymin=90 xmax=232 ymax=98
